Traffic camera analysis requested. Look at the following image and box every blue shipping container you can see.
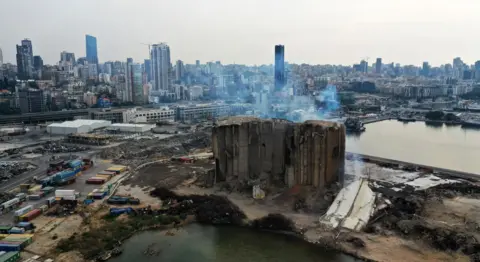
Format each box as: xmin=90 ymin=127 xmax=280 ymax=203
xmin=109 ymin=207 xmax=133 ymax=216
xmin=16 ymin=222 xmax=33 ymax=229
xmin=53 ymin=170 xmax=75 ymax=181
xmin=0 ymin=244 xmax=21 ymax=252
xmin=68 ymin=160 xmax=83 ymax=169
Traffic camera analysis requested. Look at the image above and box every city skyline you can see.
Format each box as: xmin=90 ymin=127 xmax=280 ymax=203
xmin=1 ymin=0 xmax=480 ymax=66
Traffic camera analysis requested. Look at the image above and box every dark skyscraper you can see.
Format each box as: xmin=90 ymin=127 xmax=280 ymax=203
xmin=274 ymin=45 xmax=285 ymax=91
xmin=144 ymin=59 xmax=152 ymax=82
xmin=375 ymin=58 xmax=382 ymax=74
xmin=85 ymin=35 xmax=98 ymax=65
xmin=16 ymin=39 xmax=34 ymax=80
xmin=422 ymin=62 xmax=430 ymax=77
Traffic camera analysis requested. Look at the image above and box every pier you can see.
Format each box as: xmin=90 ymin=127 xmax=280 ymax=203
xmin=346 ymin=152 xmax=480 ymax=181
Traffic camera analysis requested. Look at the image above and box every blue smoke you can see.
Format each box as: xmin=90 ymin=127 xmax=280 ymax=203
xmin=248 ymin=84 xmax=341 ymax=123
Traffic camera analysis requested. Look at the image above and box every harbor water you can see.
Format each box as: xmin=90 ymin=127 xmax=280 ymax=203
xmin=347 ymin=120 xmax=480 ymax=174
xmin=109 ymin=224 xmax=358 ymax=262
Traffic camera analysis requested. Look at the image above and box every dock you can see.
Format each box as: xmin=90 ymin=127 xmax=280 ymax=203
xmin=362 ymin=117 xmax=391 ymax=124
xmin=346 ymin=152 xmax=480 ymax=181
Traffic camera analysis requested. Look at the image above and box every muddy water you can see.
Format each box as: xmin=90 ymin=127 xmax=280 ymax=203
xmin=109 ymin=224 xmax=358 ymax=262
xmin=347 ymin=120 xmax=480 ymax=174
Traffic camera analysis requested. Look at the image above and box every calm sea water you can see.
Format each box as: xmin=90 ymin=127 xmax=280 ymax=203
xmin=109 ymin=224 xmax=358 ymax=262
xmin=347 ymin=120 xmax=480 ymax=174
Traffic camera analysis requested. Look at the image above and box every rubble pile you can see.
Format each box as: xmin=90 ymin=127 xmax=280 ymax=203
xmin=150 ymin=187 xmax=246 ymax=225
xmin=100 ymin=132 xmax=211 ymax=167
xmin=0 ymin=161 xmax=36 ymax=184
xmin=251 ymin=214 xmax=295 ymax=231
xmin=34 ymin=141 xmax=90 ymax=154
xmin=367 ymin=181 xmax=480 ymax=260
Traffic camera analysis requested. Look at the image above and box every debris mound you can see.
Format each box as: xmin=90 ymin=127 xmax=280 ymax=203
xmin=150 ymin=188 xmax=246 ymax=225
xmin=368 ymin=181 xmax=480 ymax=260
xmin=252 ymin=214 xmax=295 ymax=231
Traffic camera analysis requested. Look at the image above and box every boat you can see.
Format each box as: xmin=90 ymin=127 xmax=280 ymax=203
xmin=97 ymin=253 xmax=112 ymax=261
xmin=344 ymin=118 xmax=366 ymax=133
xmin=397 ymin=117 xmax=416 ymax=123
xmin=461 ymin=120 xmax=480 ymax=128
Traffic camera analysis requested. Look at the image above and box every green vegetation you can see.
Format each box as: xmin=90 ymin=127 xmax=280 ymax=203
xmin=56 ymin=214 xmax=180 ymax=259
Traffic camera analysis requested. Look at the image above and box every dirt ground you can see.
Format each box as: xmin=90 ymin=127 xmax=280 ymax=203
xmin=26 ymin=215 xmax=83 ymax=255
xmin=124 ymin=160 xmax=214 ymax=188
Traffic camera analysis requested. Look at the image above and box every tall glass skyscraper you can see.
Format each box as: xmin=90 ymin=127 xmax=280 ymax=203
xmin=85 ymin=35 xmax=98 ymax=65
xmin=274 ymin=45 xmax=285 ymax=91
xmin=150 ymin=43 xmax=171 ymax=91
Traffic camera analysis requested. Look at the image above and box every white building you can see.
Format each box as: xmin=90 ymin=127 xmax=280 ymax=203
xmin=107 ymin=123 xmax=155 ymax=133
xmin=188 ymin=86 xmax=204 ymax=100
xmin=134 ymin=108 xmax=175 ymax=123
xmin=47 ymin=120 xmax=111 ymax=135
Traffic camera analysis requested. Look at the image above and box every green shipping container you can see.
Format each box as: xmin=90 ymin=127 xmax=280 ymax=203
xmin=0 ymin=251 xmax=20 ymax=262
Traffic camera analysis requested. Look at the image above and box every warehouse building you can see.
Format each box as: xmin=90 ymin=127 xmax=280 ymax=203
xmin=176 ymin=103 xmax=231 ymax=123
xmin=134 ymin=107 xmax=175 ymax=123
xmin=47 ymin=120 xmax=111 ymax=135
xmin=106 ymin=123 xmax=155 ymax=133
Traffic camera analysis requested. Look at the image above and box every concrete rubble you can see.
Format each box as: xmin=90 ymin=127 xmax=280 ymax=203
xmin=320 ymin=178 xmax=376 ymax=231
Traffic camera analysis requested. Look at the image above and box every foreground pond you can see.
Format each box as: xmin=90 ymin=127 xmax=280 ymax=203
xmin=109 ymin=224 xmax=358 ymax=262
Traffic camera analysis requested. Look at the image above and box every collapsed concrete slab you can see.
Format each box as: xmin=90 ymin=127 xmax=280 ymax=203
xmin=211 ymin=116 xmax=346 ymax=189
xmin=320 ymin=179 xmax=376 ymax=231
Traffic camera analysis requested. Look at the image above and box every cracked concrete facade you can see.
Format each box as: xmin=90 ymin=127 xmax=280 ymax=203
xmin=212 ymin=117 xmax=346 ymax=189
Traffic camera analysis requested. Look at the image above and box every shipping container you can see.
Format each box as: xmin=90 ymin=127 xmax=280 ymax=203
xmin=7 ymin=228 xmax=24 ymax=234
xmin=106 ymin=165 xmax=127 ymax=173
xmin=98 ymin=171 xmax=116 ymax=176
xmin=96 ymin=174 xmax=112 ymax=181
xmin=13 ymin=194 xmax=25 ymax=202
xmin=27 ymin=185 xmax=42 ymax=194
xmin=55 ymin=190 xmax=75 ymax=198
xmin=0 ymin=244 xmax=20 ymax=252
xmin=13 ymin=205 xmax=32 ymax=217
xmin=0 ymin=251 xmax=20 ymax=262
xmin=15 ymin=223 xmax=33 ymax=231
xmin=0 ymin=199 xmax=19 ymax=210
xmin=86 ymin=178 xmax=106 ymax=185
xmin=46 ymin=197 xmax=56 ymax=207
xmin=19 ymin=209 xmax=41 ymax=222
xmin=67 ymin=159 xmax=83 ymax=169
xmin=39 ymin=205 xmax=48 ymax=213
xmin=53 ymin=170 xmax=76 ymax=181
xmin=109 ymin=207 xmax=134 ymax=216
xmin=41 ymin=187 xmax=54 ymax=194
xmin=55 ymin=176 xmax=76 ymax=186
xmin=27 ymin=195 xmax=41 ymax=201
xmin=0 ymin=227 xmax=11 ymax=235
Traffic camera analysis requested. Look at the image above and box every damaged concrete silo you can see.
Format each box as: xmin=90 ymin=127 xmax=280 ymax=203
xmin=211 ymin=116 xmax=345 ymax=190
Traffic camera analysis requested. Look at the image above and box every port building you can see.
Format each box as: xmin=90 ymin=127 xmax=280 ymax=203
xmin=47 ymin=120 xmax=111 ymax=135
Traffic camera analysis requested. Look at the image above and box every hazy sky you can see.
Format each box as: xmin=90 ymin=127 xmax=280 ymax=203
xmin=1 ymin=0 xmax=480 ymax=66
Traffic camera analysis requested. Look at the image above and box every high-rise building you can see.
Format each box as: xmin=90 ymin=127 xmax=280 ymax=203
xmin=33 ymin=56 xmax=43 ymax=79
xmin=150 ymin=43 xmax=171 ymax=91
xmin=131 ymin=63 xmax=144 ymax=105
xmin=60 ymin=51 xmax=76 ymax=65
xmin=196 ymin=60 xmax=200 ymax=67
xmin=16 ymin=39 xmax=34 ymax=80
xmin=85 ymin=35 xmax=98 ymax=65
xmin=125 ymin=58 xmax=134 ymax=102
xmin=144 ymin=59 xmax=152 ymax=82
xmin=0 ymin=47 xmax=3 ymax=66
xmin=274 ymin=45 xmax=285 ymax=91
xmin=176 ymin=60 xmax=184 ymax=81
xmin=18 ymin=88 xmax=45 ymax=113
xmin=375 ymin=58 xmax=382 ymax=74
xmin=422 ymin=62 xmax=430 ymax=77
xmin=360 ymin=60 xmax=368 ymax=74
xmin=104 ymin=62 xmax=113 ymax=75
